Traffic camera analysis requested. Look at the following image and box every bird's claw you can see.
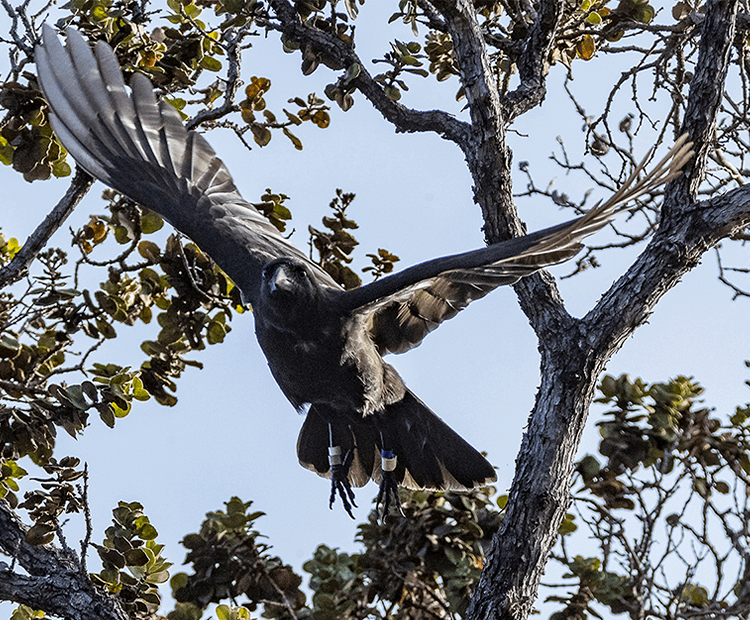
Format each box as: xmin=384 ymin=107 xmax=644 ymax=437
xmin=328 ymin=446 xmax=357 ymax=518
xmin=376 ymin=450 xmax=404 ymax=521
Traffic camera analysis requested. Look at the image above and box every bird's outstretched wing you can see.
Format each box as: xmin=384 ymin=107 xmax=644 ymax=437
xmin=35 ymin=25 xmax=337 ymax=307
xmin=339 ymin=135 xmax=693 ymax=355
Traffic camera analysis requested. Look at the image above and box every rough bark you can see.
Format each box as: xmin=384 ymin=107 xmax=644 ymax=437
xmin=466 ymin=1 xmax=742 ymax=619
xmin=0 ymin=501 xmax=129 ymax=620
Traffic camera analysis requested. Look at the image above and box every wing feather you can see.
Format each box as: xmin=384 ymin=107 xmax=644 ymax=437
xmin=36 ymin=25 xmax=336 ymax=306
xmin=345 ymin=135 xmax=693 ymax=355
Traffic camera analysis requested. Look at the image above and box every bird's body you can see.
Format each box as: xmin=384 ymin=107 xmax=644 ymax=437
xmin=255 ymin=260 xmax=376 ymax=415
xmin=34 ymin=25 xmax=693 ymax=514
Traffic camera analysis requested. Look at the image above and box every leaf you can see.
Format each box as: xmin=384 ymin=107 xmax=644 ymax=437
xmin=283 ymin=128 xmax=303 ymax=150
xmin=138 ymin=240 xmax=161 ymax=262
xmin=200 ymin=56 xmax=222 ymax=72
xmin=141 ymin=210 xmax=164 ymax=234
xmin=125 ymin=548 xmax=150 ymax=566
xmin=26 ymin=522 xmax=55 ymax=545
xmin=138 ymin=522 xmax=159 ymax=540
xmin=0 ymin=334 xmax=20 ymax=358
xmin=251 ymin=124 xmax=272 ymax=146
xmin=672 ymin=1 xmax=690 ymax=19
xmin=111 ymin=400 xmax=131 ymax=418
xmin=576 ymin=35 xmax=596 ymax=60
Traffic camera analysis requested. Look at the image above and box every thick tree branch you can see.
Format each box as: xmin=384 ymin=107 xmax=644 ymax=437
xmin=467 ymin=1 xmax=740 ymax=619
xmin=662 ymin=0 xmax=739 ymax=218
xmin=0 ymin=500 xmax=128 ymax=620
xmin=432 ymin=0 xmax=522 ymax=245
xmin=501 ymin=0 xmax=563 ymax=118
xmin=0 ymin=168 xmax=93 ymax=290
xmin=587 ymin=185 xmax=750 ymax=346
xmin=268 ymin=0 xmax=471 ymax=146
xmin=433 ymin=0 xmax=573 ymax=333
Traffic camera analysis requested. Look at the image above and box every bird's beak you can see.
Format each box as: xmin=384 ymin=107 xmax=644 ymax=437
xmin=269 ymin=265 xmax=293 ymax=293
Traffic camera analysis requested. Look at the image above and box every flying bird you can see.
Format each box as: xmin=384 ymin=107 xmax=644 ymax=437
xmin=34 ymin=25 xmax=693 ymax=517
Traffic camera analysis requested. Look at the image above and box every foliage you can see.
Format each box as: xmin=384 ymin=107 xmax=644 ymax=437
xmin=169 ymin=497 xmax=307 ymax=620
xmin=92 ymin=501 xmax=172 ymax=618
xmin=549 ymin=375 xmax=750 ymax=620
xmin=156 ymin=375 xmax=750 ymax=620
xmin=0 ymin=0 xmax=749 ymax=619
xmin=10 ymin=370 xmax=746 ymax=620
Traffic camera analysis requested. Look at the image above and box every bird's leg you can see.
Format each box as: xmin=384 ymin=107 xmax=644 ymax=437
xmin=376 ymin=440 xmax=404 ymax=520
xmin=327 ymin=425 xmax=357 ymax=518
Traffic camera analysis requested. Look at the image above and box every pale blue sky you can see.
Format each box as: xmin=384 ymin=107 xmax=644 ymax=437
xmin=1 ymin=1 xmax=749 ymax=614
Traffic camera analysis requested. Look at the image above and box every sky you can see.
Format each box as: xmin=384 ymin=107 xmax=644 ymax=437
xmin=2 ymin=1 xmax=750 ymax=615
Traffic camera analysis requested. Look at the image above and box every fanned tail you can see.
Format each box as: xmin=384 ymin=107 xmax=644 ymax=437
xmin=297 ymin=392 xmax=496 ymax=492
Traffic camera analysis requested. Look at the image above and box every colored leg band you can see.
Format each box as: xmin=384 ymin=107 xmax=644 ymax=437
xmin=328 ymin=445 xmax=342 ymax=466
xmin=381 ymin=449 xmax=397 ymax=472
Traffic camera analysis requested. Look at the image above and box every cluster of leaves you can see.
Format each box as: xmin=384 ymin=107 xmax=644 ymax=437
xmin=251 ymin=189 xmax=294 ymax=233
xmin=355 ymin=488 xmax=501 ymax=618
xmin=372 ymin=40 xmax=428 ymax=102
xmin=166 ymin=488 xmax=500 ymax=620
xmin=548 ymin=374 xmax=750 ymax=620
xmin=240 ymin=77 xmax=332 ymax=149
xmin=0 ymin=249 xmax=101 ymax=462
xmin=74 ymin=190 xmax=243 ymax=410
xmin=307 ymin=189 xmax=400 ymax=290
xmin=0 ymin=79 xmax=70 ymax=182
xmin=0 ymin=0 xmax=337 ymax=181
xmin=92 ymin=501 xmax=172 ymax=618
xmin=169 ymin=497 xmax=307 ymax=620
xmin=17 ymin=456 xmax=85 ymax=545
xmin=5 ymin=371 xmax=750 ymax=620
xmin=381 ymin=0 xmax=659 ymax=102
xmin=548 ymin=555 xmax=633 ymax=620
xmin=309 ymin=189 xmax=362 ymax=289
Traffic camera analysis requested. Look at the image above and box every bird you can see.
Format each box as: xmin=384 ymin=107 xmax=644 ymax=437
xmin=34 ymin=25 xmax=693 ymax=517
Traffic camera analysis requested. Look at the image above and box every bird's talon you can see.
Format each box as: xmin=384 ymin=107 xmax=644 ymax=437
xmin=328 ymin=446 xmax=357 ymax=518
xmin=376 ymin=450 xmax=403 ymax=521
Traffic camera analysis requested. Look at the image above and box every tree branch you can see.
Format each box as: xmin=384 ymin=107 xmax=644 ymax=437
xmin=662 ymin=0 xmax=739 ymax=218
xmin=467 ymin=1 xmax=741 ymax=619
xmin=0 ymin=168 xmax=93 ymax=290
xmin=501 ymin=0 xmax=563 ymax=119
xmin=0 ymin=500 xmax=129 ymax=620
xmin=267 ymin=0 xmax=471 ymax=146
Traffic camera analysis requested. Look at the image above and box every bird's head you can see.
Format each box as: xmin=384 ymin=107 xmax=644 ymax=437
xmin=260 ymin=257 xmax=320 ymax=311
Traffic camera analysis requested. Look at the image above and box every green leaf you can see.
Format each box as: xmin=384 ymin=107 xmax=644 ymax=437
xmin=0 ymin=334 xmax=20 ymax=358
xmin=125 ymin=548 xmax=149 ymax=566
xmin=200 ymin=56 xmax=222 ymax=72
xmin=111 ymin=401 xmax=131 ymax=418
xmin=141 ymin=210 xmax=164 ymax=234
xmin=138 ymin=240 xmax=161 ymax=261
xmin=139 ymin=522 xmax=159 ymax=540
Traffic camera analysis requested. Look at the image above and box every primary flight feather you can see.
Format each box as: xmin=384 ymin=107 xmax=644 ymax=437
xmin=35 ymin=25 xmax=693 ymax=516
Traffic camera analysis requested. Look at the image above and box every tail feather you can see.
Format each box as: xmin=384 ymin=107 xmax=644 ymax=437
xmin=381 ymin=391 xmax=496 ymax=491
xmin=297 ymin=407 xmax=379 ymax=488
xmin=296 ymin=392 xmax=496 ymax=492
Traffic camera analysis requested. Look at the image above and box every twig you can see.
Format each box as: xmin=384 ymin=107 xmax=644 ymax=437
xmin=0 ymin=168 xmax=93 ymax=290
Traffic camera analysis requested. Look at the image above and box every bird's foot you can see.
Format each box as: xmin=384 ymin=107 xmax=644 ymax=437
xmin=328 ymin=446 xmax=357 ymax=518
xmin=376 ymin=450 xmax=404 ymax=521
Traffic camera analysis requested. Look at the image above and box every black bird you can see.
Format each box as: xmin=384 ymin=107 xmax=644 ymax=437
xmin=35 ymin=26 xmax=693 ymax=516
